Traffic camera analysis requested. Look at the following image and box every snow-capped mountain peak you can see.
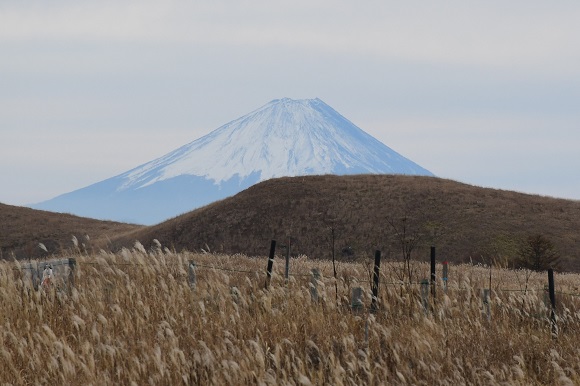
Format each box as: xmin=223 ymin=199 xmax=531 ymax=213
xmin=119 ymin=97 xmax=432 ymax=191
xmin=33 ymin=98 xmax=433 ymax=224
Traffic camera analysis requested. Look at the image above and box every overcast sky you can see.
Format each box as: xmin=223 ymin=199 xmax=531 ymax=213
xmin=1 ymin=0 xmax=579 ymax=206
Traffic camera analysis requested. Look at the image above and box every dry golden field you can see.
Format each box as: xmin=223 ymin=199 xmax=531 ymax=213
xmin=2 ymin=246 xmax=580 ymax=385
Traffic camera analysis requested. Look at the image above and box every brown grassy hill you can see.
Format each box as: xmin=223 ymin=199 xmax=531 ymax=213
xmin=0 ymin=203 xmax=142 ymax=260
xmin=113 ymin=175 xmax=580 ymax=271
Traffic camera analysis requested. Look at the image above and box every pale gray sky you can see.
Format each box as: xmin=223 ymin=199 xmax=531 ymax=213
xmin=1 ymin=0 xmax=579 ymax=205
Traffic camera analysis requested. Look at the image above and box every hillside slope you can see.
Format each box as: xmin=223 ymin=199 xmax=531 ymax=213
xmin=113 ymin=175 xmax=580 ymax=271
xmin=0 ymin=203 xmax=142 ymax=259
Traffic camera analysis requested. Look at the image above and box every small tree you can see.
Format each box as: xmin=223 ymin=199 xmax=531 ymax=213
xmin=388 ymin=215 xmax=424 ymax=284
xmin=516 ymin=234 xmax=560 ymax=272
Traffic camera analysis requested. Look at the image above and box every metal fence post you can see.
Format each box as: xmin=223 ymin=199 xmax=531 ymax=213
xmin=352 ymin=287 xmax=363 ymax=314
xmin=310 ymin=268 xmax=321 ymax=303
xmin=370 ymin=250 xmax=381 ymax=313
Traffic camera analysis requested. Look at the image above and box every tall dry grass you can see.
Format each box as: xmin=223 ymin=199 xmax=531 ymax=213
xmin=1 ymin=247 xmax=580 ymax=385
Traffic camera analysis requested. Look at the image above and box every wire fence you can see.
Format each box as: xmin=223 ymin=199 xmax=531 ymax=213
xmin=7 ymin=247 xmax=580 ymax=344
xmin=61 ymin=258 xmax=580 ymax=298
xmin=188 ymin=262 xmax=580 ymax=297
xmin=9 ymin=255 xmax=580 ymax=299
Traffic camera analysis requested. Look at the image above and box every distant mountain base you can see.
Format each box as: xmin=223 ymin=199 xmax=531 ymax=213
xmin=33 ymin=173 xmax=260 ymax=225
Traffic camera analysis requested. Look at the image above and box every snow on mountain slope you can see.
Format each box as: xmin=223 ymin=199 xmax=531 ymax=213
xmin=33 ymin=98 xmax=434 ymax=224
xmin=118 ymin=98 xmax=432 ymax=191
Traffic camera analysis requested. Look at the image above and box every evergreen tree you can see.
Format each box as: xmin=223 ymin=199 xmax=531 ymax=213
xmin=516 ymin=234 xmax=560 ymax=271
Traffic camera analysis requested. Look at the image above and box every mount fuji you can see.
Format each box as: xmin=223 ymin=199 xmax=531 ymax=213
xmin=33 ymin=98 xmax=434 ymax=225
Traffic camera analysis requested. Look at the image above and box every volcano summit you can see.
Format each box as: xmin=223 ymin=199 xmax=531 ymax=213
xmin=34 ymin=98 xmax=434 ymax=224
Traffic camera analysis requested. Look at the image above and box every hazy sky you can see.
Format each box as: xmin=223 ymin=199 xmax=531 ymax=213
xmin=1 ymin=1 xmax=579 ymax=206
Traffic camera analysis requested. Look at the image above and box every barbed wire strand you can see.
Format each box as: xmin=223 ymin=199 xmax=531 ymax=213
xmin=9 ymin=259 xmax=580 ymax=298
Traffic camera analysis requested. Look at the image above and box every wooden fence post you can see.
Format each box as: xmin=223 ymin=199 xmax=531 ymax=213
xmin=548 ymin=268 xmax=557 ymax=336
xmin=265 ymin=240 xmax=276 ymax=290
xmin=364 ymin=318 xmax=369 ymax=349
xmin=543 ymin=284 xmax=550 ymax=311
xmin=310 ymin=268 xmax=320 ymax=303
xmin=68 ymin=258 xmax=76 ymax=294
xmin=482 ymin=289 xmax=490 ymax=321
xmin=188 ymin=260 xmax=196 ymax=289
xmin=421 ymin=279 xmax=429 ymax=314
xmin=430 ymin=246 xmax=436 ymax=298
xmin=370 ymin=250 xmax=381 ymax=313
xmin=32 ymin=262 xmax=40 ymax=291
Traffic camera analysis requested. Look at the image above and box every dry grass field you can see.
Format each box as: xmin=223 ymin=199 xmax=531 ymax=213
xmin=2 ymin=245 xmax=580 ymax=385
